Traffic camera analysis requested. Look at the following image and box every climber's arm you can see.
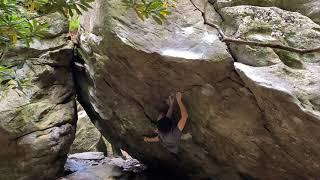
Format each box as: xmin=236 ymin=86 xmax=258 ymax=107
xmin=176 ymin=92 xmax=188 ymax=131
xmin=166 ymin=94 xmax=174 ymax=118
xmin=144 ymin=136 xmax=160 ymax=142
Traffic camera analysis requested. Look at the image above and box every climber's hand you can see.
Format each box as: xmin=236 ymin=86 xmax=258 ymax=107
xmin=168 ymin=94 xmax=174 ymax=106
xmin=176 ymin=92 xmax=182 ymax=102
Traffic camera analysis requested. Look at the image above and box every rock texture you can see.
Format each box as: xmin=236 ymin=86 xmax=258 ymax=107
xmin=64 ymin=152 xmax=145 ymax=173
xmin=220 ymin=5 xmax=320 ymax=67
xmin=61 ymin=164 xmax=123 ymax=180
xmin=0 ymin=13 xmax=76 ymax=180
xmin=76 ymin=0 xmax=320 ymax=179
xmin=235 ymin=62 xmax=320 ymax=179
xmin=215 ymin=0 xmax=320 ymax=24
xmin=61 ymin=152 xmax=147 ymax=180
xmin=69 ymin=104 xmax=110 ymax=154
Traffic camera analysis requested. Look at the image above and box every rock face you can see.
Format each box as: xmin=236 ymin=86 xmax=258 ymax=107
xmin=63 ymin=152 xmax=145 ymax=175
xmin=69 ymin=104 xmax=109 ymax=154
xmin=60 ymin=164 xmax=123 ymax=180
xmin=220 ymin=5 xmax=320 ymax=67
xmin=0 ymin=13 xmax=76 ymax=180
xmin=76 ymin=0 xmax=320 ymax=179
xmin=216 ymin=0 xmax=320 ymax=24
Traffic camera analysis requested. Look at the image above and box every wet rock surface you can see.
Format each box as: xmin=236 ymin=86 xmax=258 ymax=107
xmin=61 ymin=152 xmax=185 ymax=180
xmin=60 ymin=152 xmax=147 ymax=180
xmin=65 ymin=152 xmax=145 ymax=173
xmin=60 ymin=164 xmax=123 ymax=180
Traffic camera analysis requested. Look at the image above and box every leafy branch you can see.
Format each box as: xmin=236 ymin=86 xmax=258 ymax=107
xmin=123 ymin=0 xmax=175 ymax=25
xmin=0 ymin=0 xmax=95 ymax=47
xmin=40 ymin=0 xmax=94 ymax=17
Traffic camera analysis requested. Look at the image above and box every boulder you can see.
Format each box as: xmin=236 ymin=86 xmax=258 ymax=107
xmin=62 ymin=152 xmax=146 ymax=180
xmin=0 ymin=13 xmax=76 ymax=180
xmin=76 ymin=0 xmax=320 ymax=179
xmin=215 ymin=0 xmax=320 ymax=24
xmin=235 ymin=62 xmax=320 ymax=179
xmin=59 ymin=164 xmax=123 ymax=180
xmin=220 ymin=6 xmax=320 ymax=67
xmin=65 ymin=152 xmax=145 ymax=173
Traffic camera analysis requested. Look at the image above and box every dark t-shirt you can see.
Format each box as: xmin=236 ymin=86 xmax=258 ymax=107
xmin=158 ymin=127 xmax=182 ymax=154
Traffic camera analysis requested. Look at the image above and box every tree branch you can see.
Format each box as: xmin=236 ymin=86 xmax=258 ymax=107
xmin=190 ymin=0 xmax=320 ymax=54
xmin=221 ymin=36 xmax=320 ymax=53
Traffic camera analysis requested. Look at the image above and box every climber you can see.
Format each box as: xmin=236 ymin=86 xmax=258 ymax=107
xmin=143 ymin=92 xmax=188 ymax=154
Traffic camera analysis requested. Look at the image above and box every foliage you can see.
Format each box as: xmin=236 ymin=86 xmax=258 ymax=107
xmin=123 ymin=0 xmax=175 ymax=25
xmin=69 ymin=15 xmax=80 ymax=32
xmin=0 ymin=0 xmax=47 ymax=47
xmin=40 ymin=0 xmax=94 ymax=17
xmin=0 ymin=0 xmax=94 ymax=47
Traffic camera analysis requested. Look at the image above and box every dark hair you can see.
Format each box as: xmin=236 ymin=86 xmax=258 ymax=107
xmin=157 ymin=117 xmax=173 ymax=134
xmin=157 ymin=101 xmax=169 ymax=114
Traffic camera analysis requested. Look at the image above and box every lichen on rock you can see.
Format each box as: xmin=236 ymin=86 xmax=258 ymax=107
xmin=220 ymin=5 xmax=320 ymax=67
xmin=75 ymin=0 xmax=320 ymax=179
xmin=0 ymin=13 xmax=77 ymax=180
xmin=1 ymin=0 xmax=320 ymax=180
xmin=215 ymin=0 xmax=320 ymax=24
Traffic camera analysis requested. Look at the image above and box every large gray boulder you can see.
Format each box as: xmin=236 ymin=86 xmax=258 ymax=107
xmin=76 ymin=0 xmax=320 ymax=179
xmin=235 ymin=62 xmax=320 ymax=179
xmin=0 ymin=13 xmax=76 ymax=180
xmin=76 ymin=0 xmax=251 ymax=179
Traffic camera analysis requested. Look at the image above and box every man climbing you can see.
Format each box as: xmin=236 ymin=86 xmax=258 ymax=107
xmin=143 ymin=92 xmax=188 ymax=154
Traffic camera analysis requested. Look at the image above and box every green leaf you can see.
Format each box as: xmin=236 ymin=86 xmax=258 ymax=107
xmin=68 ymin=7 xmax=74 ymax=17
xmin=158 ymin=13 xmax=166 ymax=20
xmin=148 ymin=1 xmax=162 ymax=10
xmin=152 ymin=15 xmax=162 ymax=25
xmin=74 ymin=6 xmax=82 ymax=15
xmin=134 ymin=7 xmax=144 ymax=21
xmin=80 ymin=1 xmax=92 ymax=8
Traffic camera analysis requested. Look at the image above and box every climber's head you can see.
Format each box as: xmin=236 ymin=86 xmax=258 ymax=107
xmin=157 ymin=116 xmax=173 ymax=134
xmin=157 ymin=100 xmax=169 ymax=115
